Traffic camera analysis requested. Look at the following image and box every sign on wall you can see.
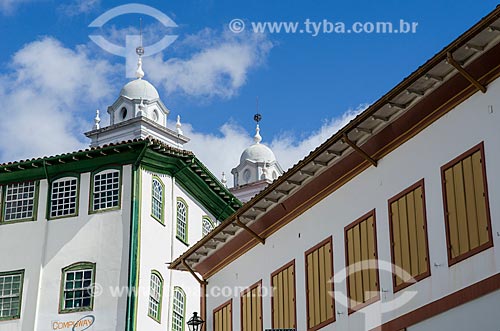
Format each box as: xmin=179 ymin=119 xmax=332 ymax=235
xmin=51 ymin=315 xmax=95 ymax=331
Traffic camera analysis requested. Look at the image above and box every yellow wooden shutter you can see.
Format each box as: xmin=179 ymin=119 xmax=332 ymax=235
xmin=389 ymin=181 xmax=429 ymax=289
xmin=271 ymin=262 xmax=296 ymax=329
xmin=241 ymin=282 xmax=262 ymax=331
xmin=305 ymin=238 xmax=335 ymax=329
xmin=214 ymin=301 xmax=232 ymax=331
xmin=345 ymin=212 xmax=379 ymax=310
xmin=442 ymin=145 xmax=492 ymax=264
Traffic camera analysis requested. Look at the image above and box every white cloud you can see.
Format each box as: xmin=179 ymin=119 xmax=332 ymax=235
xmin=58 ymin=0 xmax=100 ymax=16
xmin=183 ymin=105 xmax=367 ymax=186
xmin=0 ymin=0 xmax=33 ymax=14
xmin=0 ymin=37 xmax=115 ymax=162
xmin=270 ymin=104 xmax=368 ymax=170
xmin=146 ymin=30 xmax=273 ymax=99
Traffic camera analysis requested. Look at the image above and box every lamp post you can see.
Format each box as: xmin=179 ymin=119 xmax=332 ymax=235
xmin=187 ymin=312 xmax=204 ymax=331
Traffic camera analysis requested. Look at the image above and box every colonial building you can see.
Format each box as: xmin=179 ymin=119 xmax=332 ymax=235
xmin=230 ymin=123 xmax=283 ymax=203
xmin=0 ymin=55 xmax=240 ymax=331
xmin=171 ymin=7 xmax=500 ymax=331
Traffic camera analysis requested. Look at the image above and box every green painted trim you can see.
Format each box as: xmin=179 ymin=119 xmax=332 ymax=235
xmin=0 ymin=269 xmax=24 ymax=321
xmin=151 ymin=176 xmax=165 ymax=225
xmin=58 ymin=262 xmax=96 ymax=314
xmin=126 ymin=167 xmax=142 ymax=331
xmin=88 ymin=166 xmax=123 ymax=214
xmin=175 ymin=197 xmax=189 ymax=245
xmin=171 ymin=286 xmax=186 ymax=331
xmin=46 ymin=173 xmax=81 ymax=221
xmin=148 ymin=270 xmax=164 ymax=323
xmin=0 ymin=146 xmax=144 ymax=185
xmin=0 ymin=180 xmax=39 ymax=225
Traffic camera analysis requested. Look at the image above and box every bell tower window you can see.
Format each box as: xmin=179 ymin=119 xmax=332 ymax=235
xmin=120 ymin=107 xmax=128 ymax=120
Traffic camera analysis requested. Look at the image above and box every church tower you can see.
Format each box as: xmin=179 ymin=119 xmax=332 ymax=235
xmin=85 ymin=51 xmax=188 ymax=148
xmin=230 ymin=115 xmax=283 ymax=202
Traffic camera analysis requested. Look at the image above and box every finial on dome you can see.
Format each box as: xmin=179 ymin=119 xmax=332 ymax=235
xmin=254 ymin=124 xmax=262 ymax=144
xmin=176 ymin=115 xmax=183 ymax=135
xmin=253 ymin=113 xmax=262 ymax=144
xmin=135 ymin=56 xmax=144 ymax=79
xmin=221 ymin=172 xmax=227 ymax=187
xmin=93 ymin=110 xmax=101 ymax=130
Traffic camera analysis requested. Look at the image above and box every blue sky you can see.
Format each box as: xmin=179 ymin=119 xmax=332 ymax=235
xmin=0 ymin=0 xmax=498 ymax=181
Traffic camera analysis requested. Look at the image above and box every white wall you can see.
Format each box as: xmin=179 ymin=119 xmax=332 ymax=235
xmin=206 ymin=78 xmax=500 ymax=330
xmin=135 ymin=169 xmax=216 ymax=330
xmin=0 ymin=165 xmax=133 ymax=331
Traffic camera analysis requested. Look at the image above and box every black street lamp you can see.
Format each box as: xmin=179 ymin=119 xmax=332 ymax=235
xmin=187 ymin=312 xmax=205 ymax=331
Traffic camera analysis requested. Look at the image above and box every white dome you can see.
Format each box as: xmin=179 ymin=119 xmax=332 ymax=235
xmin=120 ymin=79 xmax=159 ymax=100
xmin=240 ymin=143 xmax=277 ymax=164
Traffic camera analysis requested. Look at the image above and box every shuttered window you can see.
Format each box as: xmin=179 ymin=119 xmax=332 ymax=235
xmin=213 ymin=300 xmax=232 ymax=331
xmin=441 ymin=143 xmax=492 ymax=265
xmin=345 ymin=211 xmax=379 ymax=312
xmin=388 ymin=180 xmax=430 ymax=291
xmin=271 ymin=261 xmax=296 ymax=329
xmin=305 ymin=237 xmax=335 ymax=330
xmin=241 ymin=281 xmax=262 ymax=331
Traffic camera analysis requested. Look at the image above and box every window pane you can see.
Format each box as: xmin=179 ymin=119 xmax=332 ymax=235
xmin=172 ymin=288 xmax=185 ymax=331
xmin=4 ymin=182 xmax=36 ymax=221
xmin=50 ymin=178 xmax=78 ymax=217
xmin=176 ymin=201 xmax=187 ymax=242
xmin=62 ymin=267 xmax=94 ymax=311
xmin=93 ymin=171 xmax=120 ymax=211
xmin=0 ymin=271 xmax=24 ymax=319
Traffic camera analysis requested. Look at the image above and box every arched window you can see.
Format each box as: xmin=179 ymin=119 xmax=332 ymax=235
xmin=148 ymin=271 xmax=163 ymax=322
xmin=151 ymin=177 xmax=164 ymax=223
xmin=202 ymin=216 xmax=215 ymax=236
xmin=176 ymin=199 xmax=188 ymax=244
xmin=91 ymin=168 xmax=121 ymax=212
xmin=172 ymin=287 xmax=186 ymax=331
xmin=60 ymin=262 xmax=96 ymax=313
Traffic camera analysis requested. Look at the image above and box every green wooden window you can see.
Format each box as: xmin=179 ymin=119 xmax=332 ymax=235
xmin=172 ymin=287 xmax=186 ymax=331
xmin=2 ymin=181 xmax=37 ymax=223
xmin=0 ymin=270 xmax=24 ymax=320
xmin=148 ymin=271 xmax=163 ymax=322
xmin=92 ymin=169 xmax=120 ymax=212
xmin=151 ymin=178 xmax=164 ymax=223
xmin=60 ymin=262 xmax=96 ymax=313
xmin=50 ymin=177 xmax=78 ymax=218
xmin=202 ymin=216 xmax=215 ymax=236
xmin=176 ymin=199 xmax=188 ymax=244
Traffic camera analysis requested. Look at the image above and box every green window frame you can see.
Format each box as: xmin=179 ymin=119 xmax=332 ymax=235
xmin=176 ymin=198 xmax=188 ymax=244
xmin=1 ymin=181 xmax=39 ymax=224
xmin=202 ymin=216 xmax=215 ymax=236
xmin=148 ymin=270 xmax=163 ymax=322
xmin=172 ymin=287 xmax=186 ymax=331
xmin=48 ymin=175 xmax=80 ymax=220
xmin=59 ymin=262 xmax=96 ymax=314
xmin=0 ymin=269 xmax=24 ymax=321
xmin=151 ymin=177 xmax=164 ymax=224
xmin=89 ymin=167 xmax=122 ymax=213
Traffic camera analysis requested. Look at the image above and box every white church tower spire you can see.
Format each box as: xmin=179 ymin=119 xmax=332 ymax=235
xmin=85 ymin=33 xmax=189 ymax=149
xmin=230 ymin=112 xmax=284 ymax=202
